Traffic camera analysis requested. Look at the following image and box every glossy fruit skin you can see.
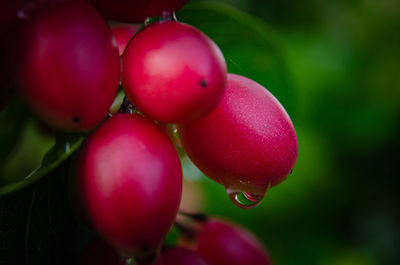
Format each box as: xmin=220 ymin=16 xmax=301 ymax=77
xmin=77 ymin=114 xmax=182 ymax=258
xmin=194 ymin=219 xmax=272 ymax=265
xmin=178 ymin=74 xmax=298 ymax=195
xmin=154 ymin=247 xmax=209 ymax=265
xmin=122 ymin=21 xmax=227 ymax=124
xmin=111 ymin=23 xmax=140 ymax=55
xmin=16 ymin=2 xmax=120 ymax=132
xmin=87 ymin=0 xmax=189 ymax=23
xmin=76 ymin=238 xmax=124 ymax=265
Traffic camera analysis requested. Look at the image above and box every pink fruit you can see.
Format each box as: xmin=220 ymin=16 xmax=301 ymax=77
xmin=122 ymin=21 xmax=227 ymax=123
xmin=15 ymin=1 xmax=120 ymax=132
xmin=77 ymin=114 xmax=182 ymax=262
xmin=178 ymin=74 xmax=298 ymax=208
xmin=194 ymin=219 xmax=272 ymax=265
xmin=111 ymin=23 xmax=140 ymax=55
xmin=87 ymin=0 xmax=189 ymax=23
xmin=155 ymin=247 xmax=209 ymax=265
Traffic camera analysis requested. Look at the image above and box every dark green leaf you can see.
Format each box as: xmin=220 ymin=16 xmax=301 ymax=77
xmin=0 ymin=160 xmax=78 ymax=265
xmin=0 ymin=133 xmax=84 ymax=197
xmin=178 ymin=1 xmax=296 ymax=115
xmin=0 ymin=98 xmax=28 ymax=166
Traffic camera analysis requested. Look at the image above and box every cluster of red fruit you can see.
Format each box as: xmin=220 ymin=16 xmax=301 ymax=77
xmin=1 ymin=0 xmax=298 ymax=264
xmin=77 ymin=216 xmax=273 ymax=265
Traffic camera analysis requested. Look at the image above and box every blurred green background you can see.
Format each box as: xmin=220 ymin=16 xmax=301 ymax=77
xmin=0 ymin=0 xmax=399 ymax=264
xmin=178 ymin=1 xmax=400 ymax=265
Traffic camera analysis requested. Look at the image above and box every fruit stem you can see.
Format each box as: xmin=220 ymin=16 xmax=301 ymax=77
xmin=178 ymin=211 xmax=209 ymax=222
xmin=118 ymin=97 xmax=135 ymax=114
xmin=174 ymin=221 xmax=197 ymax=241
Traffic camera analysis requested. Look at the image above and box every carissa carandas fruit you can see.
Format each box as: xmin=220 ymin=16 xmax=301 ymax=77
xmin=77 ymin=114 xmax=182 ymax=263
xmin=178 ymin=73 xmax=298 ymax=208
xmin=110 ymin=23 xmax=140 ymax=56
xmin=15 ymin=1 xmax=120 ymax=132
xmin=193 ymin=219 xmax=272 ymax=265
xmin=87 ymin=0 xmax=189 ymax=23
xmin=122 ymin=20 xmax=227 ymax=124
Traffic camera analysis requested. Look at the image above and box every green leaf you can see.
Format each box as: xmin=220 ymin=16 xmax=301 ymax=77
xmin=178 ymin=1 xmax=296 ymax=116
xmin=0 ymin=98 xmax=28 ymax=166
xmin=0 ymin=160 xmax=78 ymax=265
xmin=0 ymin=118 xmax=55 ymax=185
xmin=0 ymin=132 xmax=84 ymax=197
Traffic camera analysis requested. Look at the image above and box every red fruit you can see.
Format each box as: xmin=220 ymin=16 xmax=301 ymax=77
xmin=15 ymin=2 xmax=120 ymax=132
xmin=122 ymin=21 xmax=227 ymax=123
xmin=178 ymin=74 xmax=298 ymax=208
xmin=194 ymin=219 xmax=272 ymax=265
xmin=111 ymin=23 xmax=140 ymax=55
xmin=87 ymin=0 xmax=189 ymax=23
xmin=77 ymin=114 xmax=182 ymax=261
xmin=76 ymin=238 xmax=124 ymax=265
xmin=155 ymin=247 xmax=209 ymax=265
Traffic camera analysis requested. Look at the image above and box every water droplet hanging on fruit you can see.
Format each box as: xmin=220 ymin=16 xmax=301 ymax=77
xmin=178 ymin=74 xmax=298 ymax=208
xmin=226 ymin=189 xmax=266 ymax=209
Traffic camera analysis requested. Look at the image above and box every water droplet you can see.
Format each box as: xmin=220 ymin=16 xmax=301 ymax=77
xmin=161 ymin=10 xmax=177 ymax=21
xmin=144 ymin=11 xmax=177 ymax=26
xmin=226 ymin=188 xmax=266 ymax=209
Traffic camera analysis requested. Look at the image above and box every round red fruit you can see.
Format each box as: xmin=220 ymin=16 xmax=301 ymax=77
xmin=178 ymin=74 xmax=298 ymax=208
xmin=16 ymin=2 xmax=120 ymax=132
xmin=122 ymin=21 xmax=227 ymax=123
xmin=77 ymin=114 xmax=182 ymax=259
xmin=88 ymin=0 xmax=189 ymax=23
xmin=194 ymin=219 xmax=272 ymax=265
xmin=111 ymin=23 xmax=140 ymax=56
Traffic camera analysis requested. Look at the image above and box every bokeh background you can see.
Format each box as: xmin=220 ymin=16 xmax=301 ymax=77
xmin=0 ymin=0 xmax=399 ymax=265
xmin=178 ymin=1 xmax=400 ymax=265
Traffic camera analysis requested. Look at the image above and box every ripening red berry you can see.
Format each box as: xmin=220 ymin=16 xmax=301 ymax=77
xmin=87 ymin=0 xmax=189 ymax=23
xmin=111 ymin=23 xmax=140 ymax=56
xmin=178 ymin=74 xmax=298 ymax=208
xmin=76 ymin=238 xmax=124 ymax=265
xmin=194 ymin=219 xmax=272 ymax=265
xmin=154 ymin=247 xmax=209 ymax=265
xmin=77 ymin=114 xmax=182 ymax=261
xmin=122 ymin=21 xmax=227 ymax=123
xmin=15 ymin=2 xmax=120 ymax=132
